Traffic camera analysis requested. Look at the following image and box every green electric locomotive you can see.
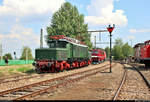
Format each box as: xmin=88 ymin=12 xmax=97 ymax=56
xmin=33 ymin=35 xmax=92 ymax=73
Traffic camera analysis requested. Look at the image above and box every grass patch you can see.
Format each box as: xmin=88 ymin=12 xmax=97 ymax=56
xmin=16 ymin=67 xmax=35 ymax=74
xmin=8 ymin=68 xmax=15 ymax=74
xmin=17 ymin=67 xmax=32 ymax=73
xmin=0 ymin=64 xmax=35 ymax=76
xmin=8 ymin=68 xmax=14 ymax=72
xmin=25 ymin=69 xmax=35 ymax=74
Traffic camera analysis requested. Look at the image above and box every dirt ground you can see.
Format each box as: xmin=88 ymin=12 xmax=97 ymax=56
xmin=34 ymin=63 xmax=124 ymax=100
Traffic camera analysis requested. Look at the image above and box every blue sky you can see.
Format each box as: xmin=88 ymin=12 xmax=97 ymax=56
xmin=0 ymin=0 xmax=150 ymax=58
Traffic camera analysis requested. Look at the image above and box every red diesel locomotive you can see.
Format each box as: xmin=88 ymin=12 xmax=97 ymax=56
xmin=134 ymin=40 xmax=150 ymax=66
xmin=91 ymin=49 xmax=106 ymax=64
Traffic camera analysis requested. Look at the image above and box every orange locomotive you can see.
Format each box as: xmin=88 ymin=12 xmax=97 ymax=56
xmin=134 ymin=40 xmax=150 ymax=67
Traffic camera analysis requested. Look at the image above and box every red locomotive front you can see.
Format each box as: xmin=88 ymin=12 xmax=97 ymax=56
xmin=134 ymin=40 xmax=150 ymax=66
xmin=91 ymin=49 xmax=106 ymax=64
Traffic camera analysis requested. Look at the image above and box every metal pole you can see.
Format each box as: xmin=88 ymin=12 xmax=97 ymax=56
xmin=40 ymin=28 xmax=43 ymax=48
xmin=26 ymin=49 xmax=28 ymax=64
xmin=94 ymin=36 xmax=96 ymax=48
xmin=0 ymin=44 xmax=2 ymax=61
xmin=99 ymin=32 xmax=101 ymax=48
xmin=130 ymin=39 xmax=132 ymax=47
xmin=110 ymin=33 xmax=112 ymax=73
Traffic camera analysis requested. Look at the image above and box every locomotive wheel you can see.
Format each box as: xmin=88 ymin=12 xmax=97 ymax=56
xmin=145 ymin=63 xmax=150 ymax=67
xmin=55 ymin=68 xmax=60 ymax=72
xmin=60 ymin=68 xmax=64 ymax=72
xmin=35 ymin=68 xmax=42 ymax=74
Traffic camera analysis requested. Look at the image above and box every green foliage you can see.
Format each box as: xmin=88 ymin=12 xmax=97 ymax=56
xmin=20 ymin=46 xmax=33 ymax=60
xmin=105 ymin=47 xmax=110 ymax=58
xmin=111 ymin=38 xmax=134 ymax=60
xmin=3 ymin=53 xmax=13 ymax=60
xmin=114 ymin=38 xmax=124 ymax=46
xmin=113 ymin=45 xmax=124 ymax=60
xmin=122 ymin=43 xmax=134 ymax=57
xmin=16 ymin=67 xmax=31 ymax=73
xmin=46 ymin=2 xmax=92 ymax=49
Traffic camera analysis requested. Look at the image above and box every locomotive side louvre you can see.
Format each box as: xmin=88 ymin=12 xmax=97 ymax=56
xmin=35 ymin=48 xmax=67 ymax=61
xmin=72 ymin=44 xmax=88 ymax=59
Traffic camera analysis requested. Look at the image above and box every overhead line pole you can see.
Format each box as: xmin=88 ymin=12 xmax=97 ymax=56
xmin=0 ymin=44 xmax=2 ymax=61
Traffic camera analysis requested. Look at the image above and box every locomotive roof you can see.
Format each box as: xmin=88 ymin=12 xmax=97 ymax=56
xmin=49 ymin=35 xmax=88 ymax=48
xmin=59 ymin=39 xmax=88 ymax=47
xmin=133 ymin=43 xmax=144 ymax=48
xmin=92 ymin=49 xmax=105 ymax=52
xmin=144 ymin=40 xmax=150 ymax=44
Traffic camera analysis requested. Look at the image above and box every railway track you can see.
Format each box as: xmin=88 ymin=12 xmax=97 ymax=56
xmin=112 ymin=62 xmax=150 ymax=100
xmin=130 ymin=63 xmax=150 ymax=89
xmin=112 ymin=63 xmax=127 ymax=100
xmin=0 ymin=63 xmax=117 ymax=100
xmin=0 ymin=74 xmax=46 ymax=84
xmin=0 ymin=63 xmax=107 ymax=84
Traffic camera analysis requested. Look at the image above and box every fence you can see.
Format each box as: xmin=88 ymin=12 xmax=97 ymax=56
xmin=0 ymin=60 xmax=34 ymax=66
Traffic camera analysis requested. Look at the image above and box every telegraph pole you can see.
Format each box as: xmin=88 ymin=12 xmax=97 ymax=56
xmin=130 ymin=39 xmax=132 ymax=47
xmin=26 ymin=49 xmax=28 ymax=64
xmin=0 ymin=44 xmax=2 ymax=61
xmin=94 ymin=36 xmax=96 ymax=48
xmin=99 ymin=32 xmax=101 ymax=48
xmin=40 ymin=28 xmax=43 ymax=48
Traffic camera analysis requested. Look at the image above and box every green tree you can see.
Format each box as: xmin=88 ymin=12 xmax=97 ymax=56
xmin=3 ymin=53 xmax=13 ymax=60
xmin=20 ymin=46 xmax=33 ymax=60
xmin=114 ymin=38 xmax=124 ymax=47
xmin=105 ymin=47 xmax=110 ymax=58
xmin=46 ymin=2 xmax=92 ymax=49
xmin=113 ymin=38 xmax=124 ymax=60
xmin=113 ymin=45 xmax=124 ymax=60
xmin=122 ymin=43 xmax=134 ymax=57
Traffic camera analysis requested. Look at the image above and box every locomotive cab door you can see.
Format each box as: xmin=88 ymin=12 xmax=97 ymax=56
xmin=67 ymin=43 xmax=73 ymax=58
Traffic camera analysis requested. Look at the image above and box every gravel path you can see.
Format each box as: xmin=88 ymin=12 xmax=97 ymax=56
xmin=34 ymin=62 xmax=125 ymax=100
xmin=135 ymin=64 xmax=150 ymax=87
xmin=117 ymin=64 xmax=150 ymax=100
xmin=0 ymin=61 xmax=109 ymax=92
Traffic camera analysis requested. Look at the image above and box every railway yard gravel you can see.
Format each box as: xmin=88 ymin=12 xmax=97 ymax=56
xmin=0 ymin=61 xmax=109 ymax=92
xmin=34 ymin=62 xmax=125 ymax=100
xmin=1 ymin=62 xmax=150 ymax=100
xmin=117 ymin=64 xmax=150 ymax=100
xmin=136 ymin=64 xmax=150 ymax=86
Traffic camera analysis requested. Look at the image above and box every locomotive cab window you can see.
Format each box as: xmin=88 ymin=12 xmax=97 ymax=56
xmin=92 ymin=51 xmax=98 ymax=54
xmin=56 ymin=41 xmax=67 ymax=48
xmin=48 ymin=41 xmax=67 ymax=48
xmin=48 ymin=41 xmax=56 ymax=48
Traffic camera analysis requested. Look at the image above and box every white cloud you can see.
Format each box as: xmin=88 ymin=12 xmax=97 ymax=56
xmin=0 ymin=0 xmax=66 ymax=58
xmin=1 ymin=24 xmax=40 ymax=45
xmin=0 ymin=0 xmax=65 ymax=17
xmin=85 ymin=0 xmax=127 ymax=27
xmin=115 ymin=0 xmax=119 ymax=2
xmin=0 ymin=24 xmax=41 ymax=57
xmin=129 ymin=29 xmax=150 ymax=33
xmin=128 ymin=35 xmax=135 ymax=40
